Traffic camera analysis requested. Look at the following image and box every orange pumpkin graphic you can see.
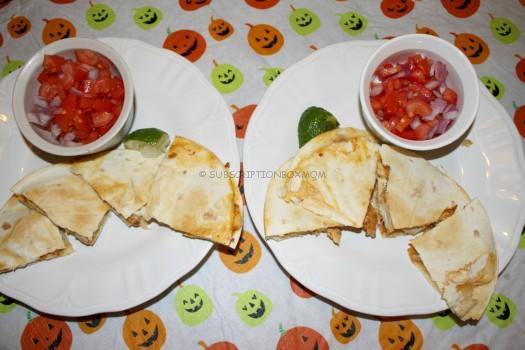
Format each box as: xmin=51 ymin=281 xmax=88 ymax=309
xmin=123 ymin=309 xmax=166 ymax=350
xmin=290 ymin=276 xmax=315 ymax=298
xmin=163 ymin=28 xmax=206 ymax=63
xmin=78 ymin=315 xmax=106 ymax=334
xmin=515 ymin=54 xmax=525 ymax=83
xmin=244 ymin=0 xmax=279 ymax=9
xmin=452 ymin=344 xmax=490 ymax=350
xmin=416 ymin=24 xmax=438 ymax=37
xmin=246 ymin=23 xmax=284 ymax=55
xmin=231 ymin=104 xmax=256 ymax=138
xmin=50 ymin=0 xmax=77 ymax=3
xmin=198 ymin=340 xmax=238 ymax=350
xmin=378 ymin=319 xmax=423 ymax=350
xmin=451 ymin=32 xmax=489 ymax=64
xmin=441 ymin=0 xmax=480 ymax=18
xmin=514 ymin=102 xmax=525 ymax=138
xmin=219 ymin=230 xmax=261 ymax=273
xmin=209 ymin=17 xmax=234 ymax=41
xmin=179 ymin=0 xmax=211 ymax=11
xmin=7 ymin=15 xmax=31 ymax=38
xmin=380 ymin=0 xmax=415 ymax=19
xmin=330 ymin=308 xmax=361 ymax=344
xmin=276 ymin=326 xmax=329 ymax=350
xmin=21 ymin=315 xmax=73 ymax=350
xmin=42 ymin=18 xmax=76 ymax=45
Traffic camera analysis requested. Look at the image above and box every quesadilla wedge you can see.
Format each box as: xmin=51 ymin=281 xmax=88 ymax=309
xmin=408 ymin=199 xmax=498 ymax=321
xmin=264 ymin=158 xmax=344 ymax=244
xmin=376 ymin=144 xmax=470 ymax=236
xmin=147 ymin=136 xmax=243 ymax=248
xmin=11 ymin=164 xmax=110 ymax=246
xmin=283 ymin=127 xmax=380 ymax=229
xmin=0 ymin=197 xmax=73 ymax=273
xmin=72 ymin=149 xmax=163 ymax=227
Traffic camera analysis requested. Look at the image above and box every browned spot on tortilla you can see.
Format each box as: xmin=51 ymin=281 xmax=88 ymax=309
xmin=1 ymin=222 xmax=11 ymax=230
xmin=473 ymin=229 xmax=480 ymax=237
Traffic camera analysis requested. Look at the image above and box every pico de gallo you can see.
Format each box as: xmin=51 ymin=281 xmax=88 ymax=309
xmin=369 ymin=53 xmax=459 ymax=141
xmin=30 ymin=49 xmax=125 ymax=146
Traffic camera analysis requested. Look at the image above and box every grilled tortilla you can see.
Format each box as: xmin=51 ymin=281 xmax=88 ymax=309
xmin=10 ymin=164 xmax=110 ymax=246
xmin=0 ymin=197 xmax=73 ymax=273
xmin=376 ymin=144 xmax=470 ymax=236
xmin=264 ymin=158 xmax=343 ymax=244
xmin=282 ymin=127 xmax=379 ymax=229
xmin=408 ymin=199 xmax=497 ymax=321
xmin=147 ymin=136 xmax=242 ymax=248
xmin=72 ymin=149 xmax=163 ymax=227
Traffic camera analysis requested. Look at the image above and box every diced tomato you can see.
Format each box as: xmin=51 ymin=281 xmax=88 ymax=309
xmin=406 ymin=98 xmax=432 ymax=118
xmin=61 ymin=93 xmax=77 ymax=112
xmin=377 ymin=63 xmax=401 ymax=80
xmin=73 ymin=111 xmax=92 ymax=132
xmin=111 ymin=104 xmax=122 ymax=117
xmin=97 ymin=119 xmax=116 ymax=136
xmin=81 ymin=131 xmax=100 ymax=144
xmin=442 ymin=88 xmax=458 ymax=105
xmin=409 ymin=54 xmax=430 ymax=77
xmin=78 ymin=96 xmax=95 ymax=109
xmin=370 ymin=97 xmax=383 ymax=113
xmin=43 ymin=55 xmax=66 ymax=73
xmin=81 ymin=79 xmax=96 ymax=95
xmin=92 ymin=111 xmax=114 ymax=127
xmin=93 ymin=79 xmax=113 ymax=95
xmin=53 ymin=112 xmax=74 ymax=133
xmin=75 ymin=49 xmax=100 ymax=67
xmin=407 ymin=68 xmax=426 ymax=84
xmin=109 ymin=77 xmax=124 ymax=99
xmin=98 ymin=68 xmax=111 ymax=80
xmin=93 ymin=99 xmax=114 ymax=112
xmin=39 ymin=81 xmax=66 ymax=101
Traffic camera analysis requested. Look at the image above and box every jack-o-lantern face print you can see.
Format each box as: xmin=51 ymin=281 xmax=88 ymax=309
xmin=20 ymin=316 xmax=73 ymax=350
xmin=451 ymin=32 xmax=489 ymax=64
xmin=381 ymin=0 xmax=415 ymax=19
xmin=8 ymin=15 xmax=31 ymax=38
xmin=378 ymin=319 xmax=423 ymax=350
xmin=219 ymin=230 xmax=261 ymax=273
xmin=42 ymin=18 xmax=76 ymax=45
xmin=441 ymin=0 xmax=480 ymax=18
xmin=209 ymin=17 xmax=234 ymax=41
xmin=246 ymin=23 xmax=284 ymax=55
xmin=330 ymin=309 xmax=361 ymax=344
xmin=163 ymin=29 xmax=207 ymax=62
xmin=123 ymin=309 xmax=166 ymax=350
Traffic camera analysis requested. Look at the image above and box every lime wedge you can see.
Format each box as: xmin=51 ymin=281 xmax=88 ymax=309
xmin=124 ymin=128 xmax=170 ymax=157
xmin=298 ymin=106 xmax=340 ymax=147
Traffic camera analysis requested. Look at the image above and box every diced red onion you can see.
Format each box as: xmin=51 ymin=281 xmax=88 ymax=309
xmin=27 ymin=112 xmax=40 ymax=124
xmin=370 ymin=83 xmax=383 ymax=96
xmin=426 ymin=124 xmax=439 ymax=139
xmin=63 ymin=131 xmax=75 ymax=142
xmin=52 ymin=107 xmax=64 ymax=115
xmin=391 ymin=70 xmax=407 ymax=79
xmin=432 ymin=90 xmax=442 ymax=98
xmin=434 ymin=61 xmax=448 ymax=82
xmin=58 ymin=72 xmax=64 ymax=79
xmin=80 ymin=63 xmax=94 ymax=71
xmin=377 ymin=110 xmax=384 ymax=118
xmin=436 ymin=118 xmax=451 ymax=135
xmin=407 ymin=91 xmax=414 ymax=99
xmin=69 ymin=87 xmax=84 ymax=96
xmin=371 ymin=74 xmax=380 ymax=83
xmin=410 ymin=117 xmax=422 ymax=130
xmin=444 ymin=109 xmax=459 ymax=120
xmin=33 ymin=96 xmax=48 ymax=109
xmin=88 ymin=68 xmax=99 ymax=81
xmin=49 ymin=96 xmax=61 ymax=108
xmin=38 ymin=112 xmax=52 ymax=125
xmin=429 ymin=62 xmax=436 ymax=77
xmin=439 ymin=83 xmax=446 ymax=94
xmin=62 ymin=140 xmax=81 ymax=147
xmin=51 ymin=124 xmax=61 ymax=138
xmin=443 ymin=104 xmax=456 ymax=114
xmin=423 ymin=99 xmax=446 ymax=121
xmin=33 ymin=125 xmax=59 ymax=144
xmin=425 ymin=80 xmax=440 ymax=90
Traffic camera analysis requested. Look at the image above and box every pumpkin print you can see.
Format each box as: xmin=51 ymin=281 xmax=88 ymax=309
xmin=380 ymin=0 xmax=415 ymax=19
xmin=1 ymin=56 xmax=24 ymax=78
xmin=198 ymin=340 xmax=238 ymax=350
xmin=234 ymin=290 xmax=273 ymax=327
xmin=515 ymin=54 xmax=525 ymax=83
xmin=163 ymin=29 xmax=206 ymax=63
xmin=451 ymin=32 xmax=489 ymax=65
xmin=50 ymin=0 xmax=76 ymax=3
xmin=211 ymin=60 xmax=244 ymax=94
xmin=133 ymin=6 xmax=163 ymax=30
xmin=20 ymin=315 xmax=73 ymax=350
xmin=0 ymin=294 xmax=16 ymax=313
xmin=246 ymin=23 xmax=284 ymax=56
xmin=378 ymin=319 xmax=423 ymax=350
xmin=0 ymin=33 xmax=3 ymax=47
xmin=276 ymin=326 xmax=329 ymax=350
xmin=489 ymin=14 xmax=520 ymax=44
xmin=244 ymin=0 xmax=279 ymax=10
xmin=42 ymin=18 xmax=76 ymax=45
xmin=338 ymin=11 xmax=368 ymax=36
xmin=85 ymin=1 xmax=116 ymax=30
xmin=209 ymin=17 xmax=234 ymax=41
xmin=431 ymin=310 xmax=457 ymax=330
xmin=231 ymin=104 xmax=256 ymax=138
xmin=7 ymin=15 xmax=31 ymax=38
xmin=262 ymin=67 xmax=283 ymax=87
xmin=330 ymin=308 xmax=361 ymax=344
xmin=0 ymin=0 xmax=11 ymax=8
xmin=78 ymin=314 xmax=106 ymax=334
xmin=480 ymin=76 xmax=505 ymax=100
xmin=485 ymin=292 xmax=517 ymax=328
xmin=219 ymin=230 xmax=261 ymax=273
xmin=123 ymin=309 xmax=166 ymax=350
xmin=416 ymin=24 xmax=439 ymax=37
xmin=179 ymin=0 xmax=211 ymax=11
xmin=290 ymin=276 xmax=315 ymax=298
xmin=174 ymin=284 xmax=214 ymax=326
xmin=519 ymin=226 xmax=525 ymax=248
xmin=441 ymin=0 xmax=480 ymax=18
xmin=289 ymin=5 xmax=320 ymax=36
xmin=514 ymin=102 xmax=525 ymax=138
xmin=452 ymin=344 xmax=490 ymax=350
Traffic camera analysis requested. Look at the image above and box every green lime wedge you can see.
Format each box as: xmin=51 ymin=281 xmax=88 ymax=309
xmin=298 ymin=106 xmax=340 ymax=147
xmin=124 ymin=128 xmax=170 ymax=157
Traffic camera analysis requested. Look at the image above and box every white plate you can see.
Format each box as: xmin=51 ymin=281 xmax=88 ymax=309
xmin=243 ymin=40 xmax=525 ymax=316
xmin=0 ymin=38 xmax=240 ymax=317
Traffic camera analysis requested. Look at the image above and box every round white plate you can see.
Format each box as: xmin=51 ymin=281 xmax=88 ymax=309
xmin=0 ymin=38 xmax=240 ymax=317
xmin=243 ymin=40 xmax=525 ymax=316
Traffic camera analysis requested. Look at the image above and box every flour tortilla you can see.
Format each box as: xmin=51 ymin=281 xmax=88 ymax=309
xmin=283 ymin=127 xmax=379 ymax=229
xmin=377 ymin=144 xmax=470 ymax=236
xmin=147 ymin=136 xmax=242 ymax=248
xmin=0 ymin=197 xmax=73 ymax=273
xmin=72 ymin=149 xmax=163 ymax=227
xmin=409 ymin=199 xmax=497 ymax=321
xmin=10 ymin=164 xmax=110 ymax=246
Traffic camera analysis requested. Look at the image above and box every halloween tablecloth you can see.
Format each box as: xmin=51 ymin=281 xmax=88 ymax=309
xmin=0 ymin=0 xmax=524 ymax=349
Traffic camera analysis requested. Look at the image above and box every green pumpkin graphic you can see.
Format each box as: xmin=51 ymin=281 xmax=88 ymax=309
xmin=0 ymin=294 xmax=16 ymax=313
xmin=234 ymin=290 xmax=272 ymax=327
xmin=133 ymin=6 xmax=163 ymax=30
xmin=289 ymin=5 xmax=320 ymax=36
xmin=175 ymin=285 xmax=213 ymax=326
xmin=480 ymin=76 xmax=505 ymax=100
xmin=86 ymin=1 xmax=116 ymax=30
xmin=485 ymin=293 xmax=517 ymax=328
xmin=489 ymin=14 xmax=520 ymax=45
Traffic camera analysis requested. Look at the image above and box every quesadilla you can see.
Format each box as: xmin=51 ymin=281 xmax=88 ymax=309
xmin=72 ymin=149 xmax=163 ymax=227
xmin=11 ymin=164 xmax=110 ymax=246
xmin=408 ymin=199 xmax=498 ymax=321
xmin=375 ymin=144 xmax=470 ymax=236
xmin=147 ymin=136 xmax=243 ymax=248
xmin=282 ymin=127 xmax=380 ymax=229
xmin=264 ymin=158 xmax=344 ymax=244
xmin=0 ymin=196 xmax=73 ymax=273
